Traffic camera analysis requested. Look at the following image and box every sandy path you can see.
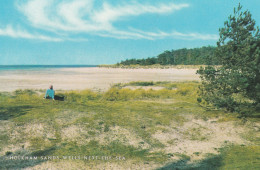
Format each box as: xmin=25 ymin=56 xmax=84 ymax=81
xmin=0 ymin=67 xmax=199 ymax=92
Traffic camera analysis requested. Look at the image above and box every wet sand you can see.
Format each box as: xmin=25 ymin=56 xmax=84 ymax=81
xmin=0 ymin=67 xmax=199 ymax=92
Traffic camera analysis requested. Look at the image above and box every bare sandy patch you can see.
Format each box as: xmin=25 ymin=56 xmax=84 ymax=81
xmin=26 ymin=160 xmax=160 ymax=170
xmin=94 ymin=126 xmax=150 ymax=149
xmin=61 ymin=125 xmax=88 ymax=142
xmin=60 ymin=124 xmax=150 ymax=149
xmin=152 ymin=117 xmax=249 ymax=160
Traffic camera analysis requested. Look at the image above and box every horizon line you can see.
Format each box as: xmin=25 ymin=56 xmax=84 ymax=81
xmin=0 ymin=64 xmax=99 ymax=66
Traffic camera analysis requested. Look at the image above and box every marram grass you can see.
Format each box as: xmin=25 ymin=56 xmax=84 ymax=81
xmin=0 ymin=81 xmax=259 ymax=169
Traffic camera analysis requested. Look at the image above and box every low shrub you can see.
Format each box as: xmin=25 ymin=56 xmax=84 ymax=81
xmin=128 ymin=81 xmax=154 ymax=86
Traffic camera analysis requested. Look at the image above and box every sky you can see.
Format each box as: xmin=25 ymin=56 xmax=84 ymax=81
xmin=0 ymin=0 xmax=260 ymax=65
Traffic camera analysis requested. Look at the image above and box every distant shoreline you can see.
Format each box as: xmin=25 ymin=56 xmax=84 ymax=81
xmin=0 ymin=65 xmax=97 ymax=70
xmin=0 ymin=64 xmax=207 ymax=70
xmin=98 ymin=64 xmax=206 ymax=69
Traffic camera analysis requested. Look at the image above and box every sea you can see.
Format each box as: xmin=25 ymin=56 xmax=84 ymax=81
xmin=0 ymin=65 xmax=97 ymax=71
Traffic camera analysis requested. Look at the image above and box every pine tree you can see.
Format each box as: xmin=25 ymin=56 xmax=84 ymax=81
xmin=197 ymin=4 xmax=260 ymax=113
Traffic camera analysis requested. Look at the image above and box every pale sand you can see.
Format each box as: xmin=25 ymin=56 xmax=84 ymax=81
xmin=0 ymin=67 xmax=199 ymax=92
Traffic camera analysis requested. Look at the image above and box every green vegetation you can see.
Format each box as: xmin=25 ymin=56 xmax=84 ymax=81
xmin=198 ymin=4 xmax=260 ymax=114
xmin=0 ymin=81 xmax=259 ymax=169
xmin=159 ymin=145 xmax=260 ymax=170
xmin=218 ymin=145 xmax=260 ymax=169
xmin=118 ymin=46 xmax=217 ymax=66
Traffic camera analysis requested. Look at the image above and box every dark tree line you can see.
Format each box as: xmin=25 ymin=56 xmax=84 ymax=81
xmin=118 ymin=46 xmax=218 ymax=65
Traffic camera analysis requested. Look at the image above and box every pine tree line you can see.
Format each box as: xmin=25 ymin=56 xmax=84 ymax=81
xmin=118 ymin=46 xmax=218 ymax=65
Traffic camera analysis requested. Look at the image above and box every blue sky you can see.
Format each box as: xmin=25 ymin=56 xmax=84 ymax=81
xmin=0 ymin=0 xmax=260 ymax=65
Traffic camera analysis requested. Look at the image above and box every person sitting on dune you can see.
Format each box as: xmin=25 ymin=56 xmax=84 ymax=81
xmin=44 ymin=85 xmax=55 ymax=100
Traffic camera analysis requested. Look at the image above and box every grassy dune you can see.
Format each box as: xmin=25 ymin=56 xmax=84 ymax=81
xmin=0 ymin=82 xmax=259 ymax=169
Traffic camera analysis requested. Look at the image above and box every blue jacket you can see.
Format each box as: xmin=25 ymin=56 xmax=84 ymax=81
xmin=45 ymin=89 xmax=55 ymax=99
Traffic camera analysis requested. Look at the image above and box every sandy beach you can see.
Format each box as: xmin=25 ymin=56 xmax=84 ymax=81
xmin=0 ymin=67 xmax=199 ymax=92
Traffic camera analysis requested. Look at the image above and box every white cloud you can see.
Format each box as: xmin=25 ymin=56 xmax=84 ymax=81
xmin=128 ymin=28 xmax=219 ymax=40
xmin=93 ymin=28 xmax=218 ymax=41
xmin=0 ymin=25 xmax=62 ymax=41
xmin=13 ymin=0 xmax=217 ymax=41
xmin=17 ymin=0 xmax=108 ymax=32
xmin=92 ymin=2 xmax=189 ymax=24
xmin=58 ymin=0 xmax=93 ymax=26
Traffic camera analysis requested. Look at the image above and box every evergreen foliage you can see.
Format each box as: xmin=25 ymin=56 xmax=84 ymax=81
xmin=119 ymin=46 xmax=217 ymax=65
xmin=197 ymin=4 xmax=260 ymax=113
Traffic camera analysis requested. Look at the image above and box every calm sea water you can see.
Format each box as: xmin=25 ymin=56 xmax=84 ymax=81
xmin=0 ymin=65 xmax=97 ymax=71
